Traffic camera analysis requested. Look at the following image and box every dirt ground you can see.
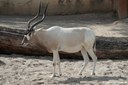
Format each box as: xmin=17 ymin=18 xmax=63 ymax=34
xmin=0 ymin=54 xmax=128 ymax=85
xmin=0 ymin=13 xmax=128 ymax=85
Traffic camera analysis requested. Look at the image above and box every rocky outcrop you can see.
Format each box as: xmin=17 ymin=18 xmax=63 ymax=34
xmin=0 ymin=27 xmax=128 ymax=59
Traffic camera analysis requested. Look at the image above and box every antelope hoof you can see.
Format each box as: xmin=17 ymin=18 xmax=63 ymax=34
xmin=59 ymin=74 xmax=62 ymax=76
xmin=79 ymin=73 xmax=82 ymax=76
xmin=78 ymin=71 xmax=82 ymax=75
xmin=92 ymin=73 xmax=95 ymax=75
xmin=79 ymin=74 xmax=82 ymax=76
xmin=50 ymin=74 xmax=56 ymax=79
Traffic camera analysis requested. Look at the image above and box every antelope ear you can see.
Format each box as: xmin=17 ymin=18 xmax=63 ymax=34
xmin=25 ymin=35 xmax=30 ymax=40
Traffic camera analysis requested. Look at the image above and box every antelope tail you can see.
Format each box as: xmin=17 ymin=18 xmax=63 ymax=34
xmin=93 ymin=40 xmax=96 ymax=53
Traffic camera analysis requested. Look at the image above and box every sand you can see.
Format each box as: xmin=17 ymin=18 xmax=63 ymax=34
xmin=0 ymin=54 xmax=128 ymax=85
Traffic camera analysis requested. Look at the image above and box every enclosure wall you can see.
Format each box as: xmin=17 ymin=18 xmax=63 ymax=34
xmin=0 ymin=0 xmax=112 ymax=15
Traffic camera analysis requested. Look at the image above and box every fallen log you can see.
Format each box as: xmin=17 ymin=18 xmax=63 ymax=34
xmin=0 ymin=26 xmax=128 ymax=59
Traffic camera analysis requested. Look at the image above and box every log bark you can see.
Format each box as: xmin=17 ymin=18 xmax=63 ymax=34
xmin=0 ymin=26 xmax=128 ymax=59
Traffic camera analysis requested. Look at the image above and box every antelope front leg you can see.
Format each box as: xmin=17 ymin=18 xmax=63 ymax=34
xmin=51 ymin=63 xmax=56 ymax=78
xmin=51 ymin=50 xmax=62 ymax=78
xmin=56 ymin=51 xmax=62 ymax=76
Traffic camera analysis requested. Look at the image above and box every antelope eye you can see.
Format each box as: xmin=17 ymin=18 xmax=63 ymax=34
xmin=24 ymin=37 xmax=28 ymax=41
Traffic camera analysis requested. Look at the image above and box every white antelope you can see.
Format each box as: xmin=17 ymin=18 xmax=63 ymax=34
xmin=21 ymin=2 xmax=97 ymax=78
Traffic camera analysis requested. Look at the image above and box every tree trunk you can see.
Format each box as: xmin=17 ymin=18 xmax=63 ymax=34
xmin=0 ymin=27 xmax=128 ymax=59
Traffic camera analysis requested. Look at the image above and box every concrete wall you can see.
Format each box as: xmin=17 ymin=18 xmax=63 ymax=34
xmin=0 ymin=0 xmax=113 ymax=15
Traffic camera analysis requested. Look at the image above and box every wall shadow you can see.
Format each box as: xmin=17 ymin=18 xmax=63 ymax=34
xmin=59 ymin=76 xmax=127 ymax=84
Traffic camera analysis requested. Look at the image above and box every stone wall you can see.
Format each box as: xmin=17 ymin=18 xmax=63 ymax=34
xmin=0 ymin=0 xmax=112 ymax=15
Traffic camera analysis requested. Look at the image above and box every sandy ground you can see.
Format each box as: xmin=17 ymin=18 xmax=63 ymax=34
xmin=0 ymin=14 xmax=128 ymax=85
xmin=0 ymin=13 xmax=128 ymax=37
xmin=0 ymin=54 xmax=128 ymax=85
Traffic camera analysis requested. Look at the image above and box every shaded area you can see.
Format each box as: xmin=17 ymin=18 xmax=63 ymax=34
xmin=59 ymin=76 xmax=127 ymax=84
xmin=0 ymin=13 xmax=116 ymax=29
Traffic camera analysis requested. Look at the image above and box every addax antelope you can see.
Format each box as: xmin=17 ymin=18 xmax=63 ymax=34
xmin=21 ymin=2 xmax=97 ymax=78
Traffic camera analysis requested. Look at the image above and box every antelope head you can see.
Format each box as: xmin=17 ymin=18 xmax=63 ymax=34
xmin=21 ymin=2 xmax=48 ymax=46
